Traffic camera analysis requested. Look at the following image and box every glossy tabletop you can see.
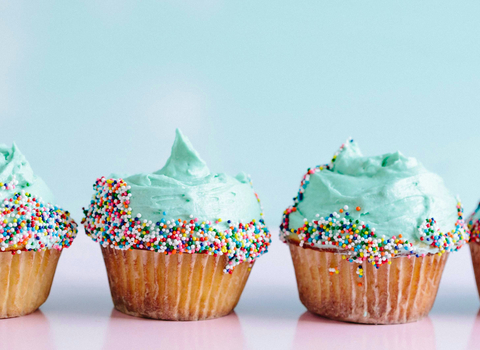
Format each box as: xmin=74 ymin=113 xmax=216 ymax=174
xmin=1 ymin=229 xmax=479 ymax=350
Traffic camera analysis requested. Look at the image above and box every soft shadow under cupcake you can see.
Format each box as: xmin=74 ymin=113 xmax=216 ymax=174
xmin=0 ymin=310 xmax=55 ymax=350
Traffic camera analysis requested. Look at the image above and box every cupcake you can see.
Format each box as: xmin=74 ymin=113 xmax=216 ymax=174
xmin=0 ymin=144 xmax=77 ymax=318
xmin=82 ymin=129 xmax=271 ymax=320
xmin=280 ymin=139 xmax=469 ymax=324
xmin=468 ymin=203 xmax=480 ymax=297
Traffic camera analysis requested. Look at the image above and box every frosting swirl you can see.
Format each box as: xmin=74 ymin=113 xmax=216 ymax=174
xmin=0 ymin=143 xmax=55 ymax=203
xmin=281 ymin=140 xmax=469 ymax=267
xmin=113 ymin=129 xmax=263 ymax=229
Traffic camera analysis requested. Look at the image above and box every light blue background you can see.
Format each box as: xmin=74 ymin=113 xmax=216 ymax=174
xmin=1 ymin=4 xmax=480 ymax=347
xmin=1 ymin=1 xmax=479 ymax=227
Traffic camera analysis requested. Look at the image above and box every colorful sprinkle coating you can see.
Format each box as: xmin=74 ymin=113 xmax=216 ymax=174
xmin=468 ymin=202 xmax=480 ymax=243
xmin=281 ymin=203 xmax=468 ymax=268
xmin=0 ymin=191 xmax=77 ymax=253
xmin=82 ymin=177 xmax=271 ymax=273
xmin=280 ymin=140 xmax=470 ymax=268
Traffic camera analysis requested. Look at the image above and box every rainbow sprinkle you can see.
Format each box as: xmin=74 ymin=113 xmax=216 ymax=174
xmin=328 ymin=267 xmax=339 ymax=275
xmin=0 ymin=175 xmax=18 ymax=191
xmin=82 ymin=177 xmax=271 ymax=273
xmin=356 ymin=265 xmax=364 ymax=278
xmin=0 ymin=191 xmax=77 ymax=253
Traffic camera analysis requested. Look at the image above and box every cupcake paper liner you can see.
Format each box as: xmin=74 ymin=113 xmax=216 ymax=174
xmin=470 ymin=243 xmax=480 ymax=298
xmin=101 ymin=246 xmax=252 ymax=321
xmin=0 ymin=250 xmax=61 ymax=319
xmin=289 ymin=243 xmax=448 ymax=324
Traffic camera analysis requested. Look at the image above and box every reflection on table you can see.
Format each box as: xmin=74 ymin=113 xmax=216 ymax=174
xmin=293 ymin=311 xmax=436 ymax=350
xmin=104 ymin=309 xmax=245 ymax=350
xmin=0 ymin=310 xmax=55 ymax=350
xmin=467 ymin=309 xmax=480 ymax=350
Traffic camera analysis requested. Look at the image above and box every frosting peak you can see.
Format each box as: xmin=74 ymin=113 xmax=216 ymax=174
xmin=332 ymin=141 xmax=420 ymax=177
xmin=155 ymin=129 xmax=210 ymax=180
xmin=0 ymin=143 xmax=55 ymax=204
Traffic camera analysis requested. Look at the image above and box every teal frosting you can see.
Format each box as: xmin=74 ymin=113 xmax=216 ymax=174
xmin=113 ymin=129 xmax=263 ymax=228
xmin=287 ymin=140 xmax=460 ymax=252
xmin=471 ymin=204 xmax=480 ymax=222
xmin=0 ymin=143 xmax=55 ymax=203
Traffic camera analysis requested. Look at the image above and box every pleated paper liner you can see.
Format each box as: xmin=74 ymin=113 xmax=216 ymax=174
xmin=101 ymin=246 xmax=253 ymax=321
xmin=470 ymin=242 xmax=480 ymax=298
xmin=289 ymin=243 xmax=448 ymax=324
xmin=0 ymin=249 xmax=61 ymax=318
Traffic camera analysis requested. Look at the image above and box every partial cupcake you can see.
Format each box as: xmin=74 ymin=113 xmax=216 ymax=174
xmin=82 ymin=129 xmax=271 ymax=320
xmin=280 ymin=139 xmax=469 ymax=324
xmin=0 ymin=144 xmax=77 ymax=318
xmin=468 ymin=203 xmax=480 ymax=297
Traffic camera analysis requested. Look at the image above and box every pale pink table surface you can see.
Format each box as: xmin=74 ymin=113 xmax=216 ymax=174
xmin=1 ymin=230 xmax=479 ymax=350
xmin=2 ymin=290 xmax=479 ymax=350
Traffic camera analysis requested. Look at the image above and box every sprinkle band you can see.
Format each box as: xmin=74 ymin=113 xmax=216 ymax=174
xmin=82 ymin=177 xmax=271 ymax=273
xmin=281 ymin=203 xmax=468 ymax=269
